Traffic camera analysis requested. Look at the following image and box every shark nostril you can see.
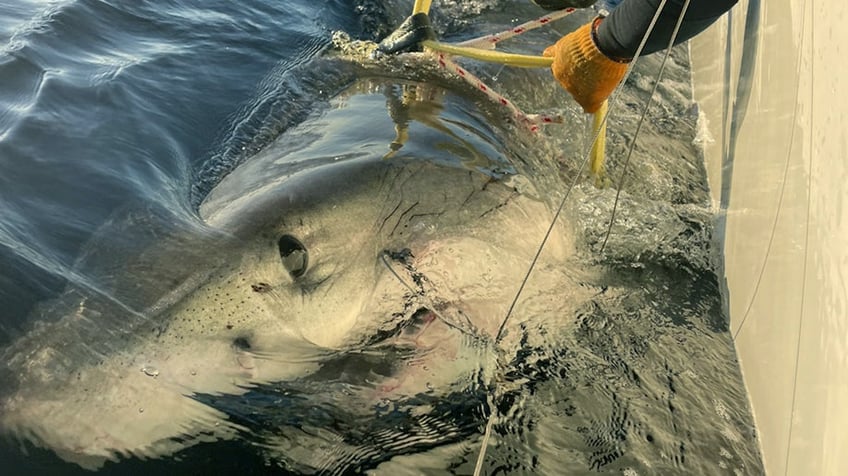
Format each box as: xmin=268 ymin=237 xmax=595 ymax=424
xmin=251 ymin=282 xmax=271 ymax=293
xmin=278 ymin=234 xmax=308 ymax=279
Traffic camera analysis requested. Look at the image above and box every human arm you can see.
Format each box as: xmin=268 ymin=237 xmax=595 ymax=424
xmin=597 ymin=0 xmax=739 ymax=59
xmin=542 ymin=0 xmax=738 ymax=112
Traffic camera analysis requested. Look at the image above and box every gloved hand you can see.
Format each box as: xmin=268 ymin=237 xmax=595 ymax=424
xmin=543 ymin=17 xmax=628 ymax=113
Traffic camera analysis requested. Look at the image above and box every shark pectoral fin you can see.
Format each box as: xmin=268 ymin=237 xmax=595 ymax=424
xmin=2 ymin=362 xmax=239 ymax=469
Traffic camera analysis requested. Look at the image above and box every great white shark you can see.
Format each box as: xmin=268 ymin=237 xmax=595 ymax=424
xmin=0 ymin=6 xmax=762 ymax=475
xmin=0 ymin=28 xmax=589 ymax=469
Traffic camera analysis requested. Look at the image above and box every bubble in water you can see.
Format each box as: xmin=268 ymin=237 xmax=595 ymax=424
xmin=141 ymin=366 xmax=159 ymax=377
xmin=721 ymin=427 xmax=741 ymax=443
xmin=714 ymin=399 xmax=730 ymax=420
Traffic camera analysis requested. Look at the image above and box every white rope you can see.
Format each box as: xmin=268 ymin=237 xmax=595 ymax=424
xmin=457 ymin=8 xmax=579 ymax=49
xmin=600 ymin=0 xmax=692 ymax=252
xmin=474 ymin=2 xmax=691 ymax=474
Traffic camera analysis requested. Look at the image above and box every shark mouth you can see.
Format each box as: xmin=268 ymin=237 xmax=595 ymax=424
xmin=190 ymin=249 xmax=507 ymax=474
xmin=185 ymin=250 xmax=561 ymax=474
xmin=378 ymin=247 xmax=490 ymax=345
xmin=189 ymin=273 xmax=494 ymax=474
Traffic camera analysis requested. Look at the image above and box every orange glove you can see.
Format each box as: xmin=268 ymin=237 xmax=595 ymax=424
xmin=543 ymin=17 xmax=628 ymax=114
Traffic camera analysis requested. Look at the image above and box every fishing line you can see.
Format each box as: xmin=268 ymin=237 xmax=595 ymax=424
xmin=732 ymin=0 xmax=806 ymax=342
xmin=600 ymin=0 xmax=692 ymax=253
xmin=784 ymin=2 xmax=812 ymax=472
xmin=379 ymin=251 xmax=481 ymax=337
xmin=476 ymin=2 xmax=684 ymax=473
xmin=384 ymin=1 xmax=690 ymax=471
xmin=495 ymin=0 xmax=672 ymax=344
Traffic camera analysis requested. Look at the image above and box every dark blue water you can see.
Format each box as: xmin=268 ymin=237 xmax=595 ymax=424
xmin=0 ymin=1 xmax=765 ymax=474
xmin=0 ymin=1 xmax=386 ymax=473
xmin=0 ymin=0 xmax=381 ymax=336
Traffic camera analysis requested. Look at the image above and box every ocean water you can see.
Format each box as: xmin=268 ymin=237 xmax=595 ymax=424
xmin=0 ymin=1 xmax=764 ymax=474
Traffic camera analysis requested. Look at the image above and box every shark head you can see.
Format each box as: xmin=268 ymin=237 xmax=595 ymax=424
xmin=0 ymin=75 xmax=584 ymax=469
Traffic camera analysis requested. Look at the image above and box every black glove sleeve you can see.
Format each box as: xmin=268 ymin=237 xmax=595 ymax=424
xmin=596 ymin=0 xmax=738 ymax=59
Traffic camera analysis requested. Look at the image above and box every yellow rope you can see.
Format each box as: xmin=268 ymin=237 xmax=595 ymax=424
xmin=421 ymin=40 xmax=553 ymax=68
xmin=413 ymin=0 xmax=432 ymax=14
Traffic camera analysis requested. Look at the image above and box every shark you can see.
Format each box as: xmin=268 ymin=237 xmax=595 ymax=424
xmin=0 ymin=33 xmax=592 ymax=471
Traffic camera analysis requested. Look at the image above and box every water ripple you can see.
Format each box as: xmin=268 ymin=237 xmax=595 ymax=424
xmin=0 ymin=0 xmax=76 ymax=57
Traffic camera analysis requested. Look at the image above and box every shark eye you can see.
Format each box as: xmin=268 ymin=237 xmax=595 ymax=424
xmin=232 ymin=336 xmax=251 ymax=350
xmin=278 ymin=234 xmax=308 ymax=278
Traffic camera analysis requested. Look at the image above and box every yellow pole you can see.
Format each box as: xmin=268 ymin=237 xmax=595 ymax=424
xmin=589 ymin=100 xmax=609 ymax=187
xmin=413 ymin=0 xmax=433 ymax=14
xmin=421 ymin=40 xmax=553 ymax=68
xmin=410 ymin=1 xmax=606 ymax=176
